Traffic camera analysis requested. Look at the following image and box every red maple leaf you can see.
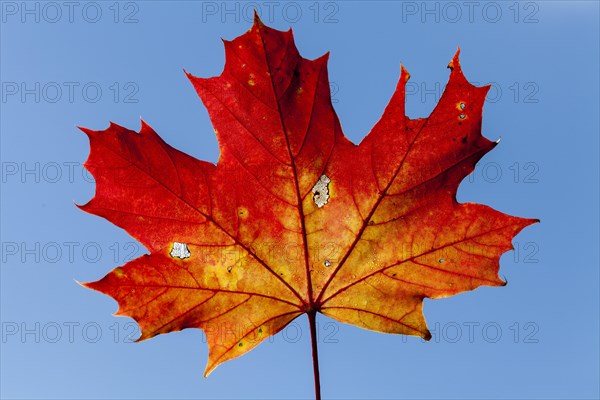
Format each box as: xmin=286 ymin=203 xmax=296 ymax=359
xmin=79 ymin=15 xmax=537 ymax=398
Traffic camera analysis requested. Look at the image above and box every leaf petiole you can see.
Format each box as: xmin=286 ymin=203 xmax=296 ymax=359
xmin=308 ymin=311 xmax=321 ymax=400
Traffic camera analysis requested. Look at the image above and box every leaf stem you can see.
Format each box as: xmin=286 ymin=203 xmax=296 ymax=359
xmin=308 ymin=311 xmax=322 ymax=400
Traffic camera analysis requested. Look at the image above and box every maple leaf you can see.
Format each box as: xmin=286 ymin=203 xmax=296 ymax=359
xmin=79 ymin=15 xmax=537 ymax=396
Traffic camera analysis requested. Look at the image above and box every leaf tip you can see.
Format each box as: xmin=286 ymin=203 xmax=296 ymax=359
xmin=184 ymin=67 xmax=205 ymax=89
xmin=76 ymin=278 xmax=106 ymax=295
xmin=77 ymin=126 xmax=95 ymax=136
xmin=77 ymin=279 xmax=95 ymax=290
xmin=75 ymin=200 xmax=92 ymax=214
xmin=423 ymin=330 xmax=432 ymax=341
xmin=133 ymin=327 xmax=156 ymax=342
xmin=400 ymin=64 xmax=411 ymax=82
xmin=448 ymin=47 xmax=461 ymax=70
xmin=203 ymin=363 xmax=216 ymax=378
xmin=107 ymin=121 xmax=128 ymax=133
xmin=521 ymin=217 xmax=541 ymax=228
xmin=139 ymin=118 xmax=153 ymax=134
xmin=252 ymin=9 xmax=263 ymax=27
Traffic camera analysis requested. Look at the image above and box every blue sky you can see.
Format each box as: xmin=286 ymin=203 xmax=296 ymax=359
xmin=1 ymin=1 xmax=599 ymax=399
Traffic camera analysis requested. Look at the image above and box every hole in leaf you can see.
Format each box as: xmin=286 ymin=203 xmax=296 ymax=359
xmin=311 ymin=175 xmax=331 ymax=208
xmin=170 ymin=242 xmax=191 ymax=259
